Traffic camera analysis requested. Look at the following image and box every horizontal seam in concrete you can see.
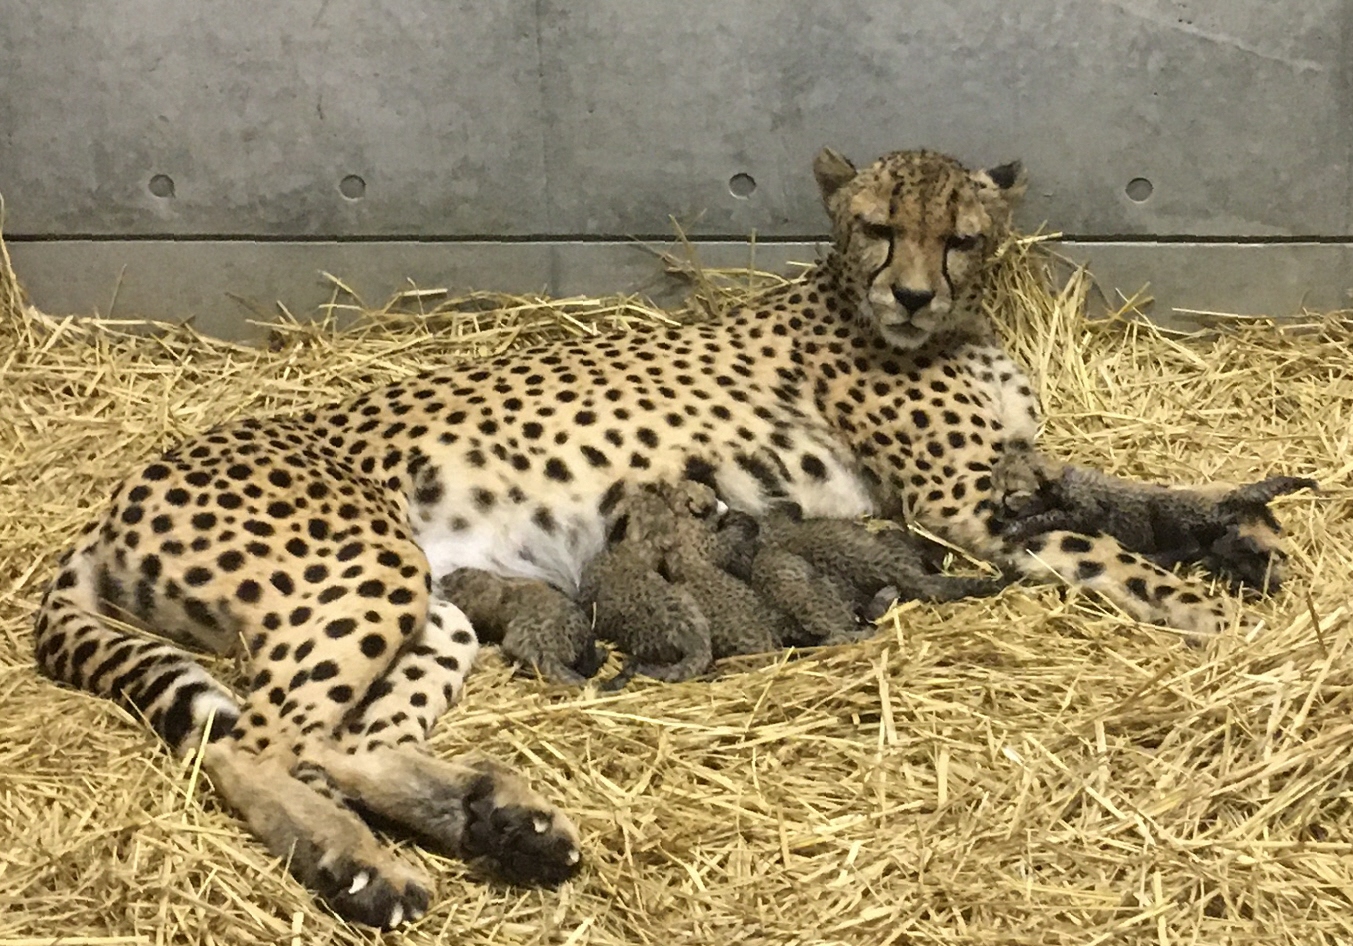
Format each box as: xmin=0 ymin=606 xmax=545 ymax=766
xmin=9 ymin=234 xmax=1353 ymax=246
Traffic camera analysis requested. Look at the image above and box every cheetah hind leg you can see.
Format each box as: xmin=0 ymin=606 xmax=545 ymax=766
xmin=202 ymin=743 xmax=434 ymax=930
xmin=323 ymin=600 xmax=583 ymax=887
xmin=314 ymin=747 xmax=583 ymax=887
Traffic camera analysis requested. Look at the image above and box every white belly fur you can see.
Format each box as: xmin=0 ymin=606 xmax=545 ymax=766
xmin=414 ymin=500 xmax=607 ymax=595
xmin=412 ymin=435 xmax=874 ymax=593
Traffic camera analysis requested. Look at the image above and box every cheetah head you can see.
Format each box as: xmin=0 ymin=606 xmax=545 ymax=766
xmin=814 ymin=148 xmax=1027 ymax=350
xmin=606 ymin=481 xmax=723 ymax=549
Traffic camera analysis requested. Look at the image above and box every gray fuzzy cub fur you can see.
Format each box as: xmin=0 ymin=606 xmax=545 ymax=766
xmin=992 ymin=445 xmax=1316 ymax=594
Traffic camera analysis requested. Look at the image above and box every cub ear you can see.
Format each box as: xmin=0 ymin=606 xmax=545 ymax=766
xmin=973 ymin=161 xmax=1028 ymax=205
xmin=813 ymin=147 xmax=858 ymax=201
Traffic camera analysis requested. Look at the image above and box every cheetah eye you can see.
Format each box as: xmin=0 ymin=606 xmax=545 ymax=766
xmin=859 ymin=221 xmax=893 ymax=242
xmin=946 ymin=234 xmax=980 ymax=252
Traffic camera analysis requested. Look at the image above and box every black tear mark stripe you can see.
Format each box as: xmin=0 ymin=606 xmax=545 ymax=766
xmin=940 ymin=232 xmax=958 ymax=300
xmin=867 ymin=231 xmax=896 ymax=287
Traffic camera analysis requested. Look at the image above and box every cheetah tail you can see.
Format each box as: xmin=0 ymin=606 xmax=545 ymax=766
xmin=33 ymin=551 xmax=240 ymax=757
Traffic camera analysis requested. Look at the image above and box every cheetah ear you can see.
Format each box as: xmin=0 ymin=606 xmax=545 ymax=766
xmin=973 ymin=161 xmax=1028 ymax=206
xmin=813 ymin=147 xmax=858 ymax=201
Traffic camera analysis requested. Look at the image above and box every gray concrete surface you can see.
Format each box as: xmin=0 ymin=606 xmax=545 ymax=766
xmin=1 ymin=0 xmax=1349 ymax=333
xmin=9 ymin=239 xmax=1348 ymax=341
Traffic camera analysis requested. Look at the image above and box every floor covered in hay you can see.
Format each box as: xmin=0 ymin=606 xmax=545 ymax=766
xmin=1 ymin=234 xmax=1351 ymax=946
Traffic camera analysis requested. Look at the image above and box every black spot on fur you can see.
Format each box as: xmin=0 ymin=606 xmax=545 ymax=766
xmin=580 ymin=446 xmax=610 ymax=467
xmin=1060 ymin=535 xmax=1094 ymax=554
xmin=1074 ymin=560 xmax=1105 ymax=580
xmin=684 ymin=456 xmax=719 ymax=489
xmin=544 ymin=458 xmax=573 ymax=483
xmin=324 ymin=618 xmax=357 ymax=639
xmin=735 ymin=452 xmax=783 ymax=495
xmin=800 ymin=453 xmax=828 ymax=480
xmin=599 ymin=481 xmax=626 ymax=517
xmin=183 ymin=598 xmax=219 ymax=631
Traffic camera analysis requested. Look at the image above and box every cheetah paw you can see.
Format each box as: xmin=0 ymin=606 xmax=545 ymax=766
xmin=311 ymin=852 xmax=431 ymax=930
xmin=461 ymin=765 xmax=582 ymax=887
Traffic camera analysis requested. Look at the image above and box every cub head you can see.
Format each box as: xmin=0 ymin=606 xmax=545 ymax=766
xmin=814 ymin=147 xmax=1026 ymax=350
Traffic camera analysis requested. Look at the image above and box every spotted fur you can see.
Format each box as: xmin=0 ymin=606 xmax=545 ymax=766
xmin=33 ymin=147 xmax=1293 ymax=926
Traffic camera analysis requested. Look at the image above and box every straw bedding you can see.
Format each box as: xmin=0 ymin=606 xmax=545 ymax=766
xmin=1 ymin=229 xmax=1350 ymax=946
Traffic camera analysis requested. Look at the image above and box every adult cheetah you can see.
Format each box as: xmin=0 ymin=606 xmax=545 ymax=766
xmin=33 ymin=147 xmax=1294 ymax=927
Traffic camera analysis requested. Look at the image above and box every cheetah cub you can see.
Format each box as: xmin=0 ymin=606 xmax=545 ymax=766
xmin=993 ymin=444 xmax=1317 ymax=594
xmin=589 ymin=481 xmax=1013 ymax=689
xmin=582 ymin=480 xmax=776 ymax=690
xmin=737 ymin=504 xmax=1013 ymax=639
xmin=436 ymin=568 xmax=606 ymax=685
xmin=436 ymin=482 xmax=849 ymax=690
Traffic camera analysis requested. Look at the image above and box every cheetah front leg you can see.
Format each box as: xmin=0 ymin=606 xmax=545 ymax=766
xmin=319 ymin=599 xmax=582 ymax=887
xmin=992 ymin=444 xmax=1316 ymax=594
xmin=1017 ymin=530 xmax=1242 ymax=636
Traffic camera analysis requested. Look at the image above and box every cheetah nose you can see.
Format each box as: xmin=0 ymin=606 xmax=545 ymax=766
xmin=892 ymin=287 xmax=935 ymax=315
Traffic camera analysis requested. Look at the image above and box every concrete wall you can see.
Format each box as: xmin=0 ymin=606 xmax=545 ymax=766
xmin=2 ymin=0 xmax=1350 ymax=337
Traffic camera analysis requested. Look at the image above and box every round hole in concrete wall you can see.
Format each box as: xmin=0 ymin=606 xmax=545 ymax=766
xmin=339 ymin=175 xmax=367 ymax=200
xmin=1125 ymin=177 xmax=1154 ymax=202
xmin=148 ymin=174 xmax=175 ymax=198
xmin=729 ymin=172 xmax=757 ymax=199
